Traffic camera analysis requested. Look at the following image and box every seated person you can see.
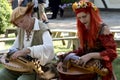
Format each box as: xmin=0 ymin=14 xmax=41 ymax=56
xmin=57 ymin=1 xmax=117 ymax=80
xmin=0 ymin=2 xmax=54 ymax=80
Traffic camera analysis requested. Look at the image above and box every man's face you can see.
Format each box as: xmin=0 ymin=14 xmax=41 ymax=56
xmin=14 ymin=15 xmax=30 ymax=30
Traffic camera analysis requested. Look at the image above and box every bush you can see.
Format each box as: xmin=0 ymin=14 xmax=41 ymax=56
xmin=61 ymin=0 xmax=77 ymax=4
xmin=0 ymin=0 xmax=12 ymax=34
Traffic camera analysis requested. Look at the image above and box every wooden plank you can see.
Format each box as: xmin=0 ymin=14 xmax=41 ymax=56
xmin=52 ymin=37 xmax=77 ymax=41
xmin=67 ymin=32 xmax=77 ymax=48
xmin=110 ymin=28 xmax=120 ymax=48
xmin=110 ymin=30 xmax=120 ymax=33
xmin=51 ymin=29 xmax=77 ymax=33
xmin=0 ymin=38 xmax=16 ymax=42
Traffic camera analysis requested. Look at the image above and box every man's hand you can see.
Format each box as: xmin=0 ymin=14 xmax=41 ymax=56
xmin=10 ymin=48 xmax=31 ymax=59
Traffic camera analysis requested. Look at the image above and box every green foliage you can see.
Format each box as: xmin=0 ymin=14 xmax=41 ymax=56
xmin=113 ymin=57 xmax=120 ymax=80
xmin=0 ymin=0 xmax=12 ymax=34
xmin=61 ymin=0 xmax=77 ymax=4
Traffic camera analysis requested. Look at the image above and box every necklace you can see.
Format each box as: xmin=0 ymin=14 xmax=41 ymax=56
xmin=25 ymin=18 xmax=34 ymax=41
xmin=26 ymin=30 xmax=31 ymax=41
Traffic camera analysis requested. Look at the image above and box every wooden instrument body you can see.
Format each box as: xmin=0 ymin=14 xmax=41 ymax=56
xmin=0 ymin=54 xmax=58 ymax=80
xmin=57 ymin=59 xmax=109 ymax=80
xmin=57 ymin=62 xmax=96 ymax=80
xmin=0 ymin=54 xmax=43 ymax=74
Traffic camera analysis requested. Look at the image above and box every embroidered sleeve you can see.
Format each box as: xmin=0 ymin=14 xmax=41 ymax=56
xmin=99 ymin=34 xmax=117 ymax=62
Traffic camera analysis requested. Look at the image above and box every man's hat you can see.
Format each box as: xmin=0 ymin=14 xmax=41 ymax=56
xmin=10 ymin=2 xmax=34 ymax=24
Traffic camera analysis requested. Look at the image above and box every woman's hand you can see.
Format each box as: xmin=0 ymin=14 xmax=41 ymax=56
xmin=79 ymin=52 xmax=101 ymax=67
xmin=79 ymin=53 xmax=92 ymax=67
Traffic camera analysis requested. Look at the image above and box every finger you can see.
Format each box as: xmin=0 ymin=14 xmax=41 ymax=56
xmin=11 ymin=54 xmax=17 ymax=60
xmin=79 ymin=60 xmax=84 ymax=66
xmin=82 ymin=61 xmax=86 ymax=67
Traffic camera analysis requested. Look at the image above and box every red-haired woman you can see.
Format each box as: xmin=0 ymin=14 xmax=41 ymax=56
xmin=57 ymin=1 xmax=117 ymax=80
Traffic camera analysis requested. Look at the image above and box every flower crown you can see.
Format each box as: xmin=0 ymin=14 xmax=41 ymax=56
xmin=72 ymin=1 xmax=97 ymax=12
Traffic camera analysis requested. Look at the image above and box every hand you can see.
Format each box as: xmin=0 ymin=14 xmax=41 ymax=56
xmin=10 ymin=49 xmax=30 ymax=59
xmin=56 ymin=52 xmax=68 ymax=61
xmin=79 ymin=52 xmax=101 ymax=67
xmin=63 ymin=53 xmax=78 ymax=60
xmin=63 ymin=53 xmax=80 ymax=65
xmin=78 ymin=54 xmax=92 ymax=67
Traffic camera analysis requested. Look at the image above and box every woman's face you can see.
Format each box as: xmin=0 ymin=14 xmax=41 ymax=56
xmin=14 ymin=15 xmax=31 ymax=30
xmin=77 ymin=12 xmax=90 ymax=27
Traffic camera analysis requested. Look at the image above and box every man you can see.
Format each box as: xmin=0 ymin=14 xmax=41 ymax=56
xmin=0 ymin=2 xmax=54 ymax=80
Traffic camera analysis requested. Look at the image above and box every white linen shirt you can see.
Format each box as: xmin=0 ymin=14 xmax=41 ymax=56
xmin=11 ymin=18 xmax=54 ymax=66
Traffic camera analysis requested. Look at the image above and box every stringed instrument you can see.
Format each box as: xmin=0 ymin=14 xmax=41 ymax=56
xmin=70 ymin=59 xmax=109 ymax=76
xmin=57 ymin=59 xmax=109 ymax=80
xmin=0 ymin=50 xmax=58 ymax=80
xmin=0 ymin=48 xmax=44 ymax=74
xmin=0 ymin=53 xmax=44 ymax=75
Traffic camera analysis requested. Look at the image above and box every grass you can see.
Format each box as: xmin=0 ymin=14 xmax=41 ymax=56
xmin=113 ymin=57 xmax=120 ymax=79
xmin=0 ymin=40 xmax=120 ymax=79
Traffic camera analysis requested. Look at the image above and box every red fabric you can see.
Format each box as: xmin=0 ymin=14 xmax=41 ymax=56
xmin=99 ymin=34 xmax=117 ymax=80
xmin=70 ymin=34 xmax=117 ymax=80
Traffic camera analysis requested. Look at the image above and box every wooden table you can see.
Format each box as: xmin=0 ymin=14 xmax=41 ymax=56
xmin=51 ymin=29 xmax=78 ymax=50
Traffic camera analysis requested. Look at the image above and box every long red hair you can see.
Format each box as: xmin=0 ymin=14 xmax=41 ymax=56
xmin=73 ymin=1 xmax=103 ymax=49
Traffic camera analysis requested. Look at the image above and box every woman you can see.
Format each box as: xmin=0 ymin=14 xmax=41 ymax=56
xmin=0 ymin=2 xmax=54 ymax=80
xmin=57 ymin=1 xmax=117 ymax=80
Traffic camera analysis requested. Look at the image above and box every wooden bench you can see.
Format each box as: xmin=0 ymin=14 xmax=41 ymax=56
xmin=0 ymin=29 xmax=78 ymax=50
xmin=110 ymin=29 xmax=120 ymax=48
xmin=114 ymin=38 xmax=120 ymax=48
xmin=0 ymin=38 xmax=16 ymax=50
xmin=0 ymin=38 xmax=16 ymax=42
xmin=0 ymin=28 xmax=120 ymax=50
xmin=5 ymin=28 xmax=17 ymax=38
